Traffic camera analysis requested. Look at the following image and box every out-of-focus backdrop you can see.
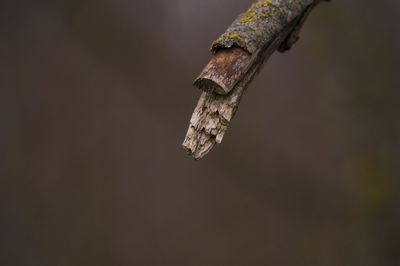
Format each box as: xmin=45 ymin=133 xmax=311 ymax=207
xmin=1 ymin=0 xmax=399 ymax=265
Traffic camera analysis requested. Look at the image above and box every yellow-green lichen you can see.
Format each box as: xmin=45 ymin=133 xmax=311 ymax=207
xmin=210 ymin=33 xmax=245 ymax=51
xmin=253 ymin=0 xmax=272 ymax=9
xmin=240 ymin=0 xmax=275 ymax=23
xmin=240 ymin=10 xmax=256 ymax=23
xmin=209 ymin=0 xmax=312 ymax=54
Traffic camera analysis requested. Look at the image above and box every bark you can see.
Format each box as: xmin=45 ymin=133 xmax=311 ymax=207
xmin=194 ymin=47 xmax=253 ymax=95
xmin=183 ymin=0 xmax=329 ymax=160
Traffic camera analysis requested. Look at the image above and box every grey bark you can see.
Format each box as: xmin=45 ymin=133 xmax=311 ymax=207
xmin=183 ymin=0 xmax=329 ymax=160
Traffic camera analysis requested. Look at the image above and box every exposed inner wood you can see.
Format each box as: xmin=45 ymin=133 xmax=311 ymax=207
xmin=182 ymin=21 xmax=299 ymax=160
xmin=183 ymin=1 xmax=326 ymax=160
xmin=194 ymin=47 xmax=253 ymax=95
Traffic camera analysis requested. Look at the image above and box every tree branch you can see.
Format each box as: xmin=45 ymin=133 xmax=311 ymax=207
xmin=183 ymin=0 xmax=328 ymax=159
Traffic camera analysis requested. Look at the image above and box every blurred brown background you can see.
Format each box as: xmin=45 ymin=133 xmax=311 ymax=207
xmin=1 ymin=0 xmax=399 ymax=265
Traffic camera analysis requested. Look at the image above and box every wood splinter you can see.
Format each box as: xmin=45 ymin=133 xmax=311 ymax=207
xmin=183 ymin=0 xmax=329 ymax=160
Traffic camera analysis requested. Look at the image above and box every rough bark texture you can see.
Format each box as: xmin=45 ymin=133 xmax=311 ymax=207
xmin=183 ymin=0 xmax=328 ymax=159
xmin=210 ymin=0 xmax=318 ymax=54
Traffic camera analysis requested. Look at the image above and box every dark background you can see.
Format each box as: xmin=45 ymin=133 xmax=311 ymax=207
xmin=1 ymin=0 xmax=399 ymax=265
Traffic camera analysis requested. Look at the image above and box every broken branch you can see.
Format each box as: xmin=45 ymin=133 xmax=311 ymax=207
xmin=183 ymin=0 xmax=328 ymax=159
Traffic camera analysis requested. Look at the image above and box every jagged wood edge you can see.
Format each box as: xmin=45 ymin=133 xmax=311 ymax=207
xmin=182 ymin=21 xmax=298 ymax=159
xmin=182 ymin=3 xmax=320 ymax=159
